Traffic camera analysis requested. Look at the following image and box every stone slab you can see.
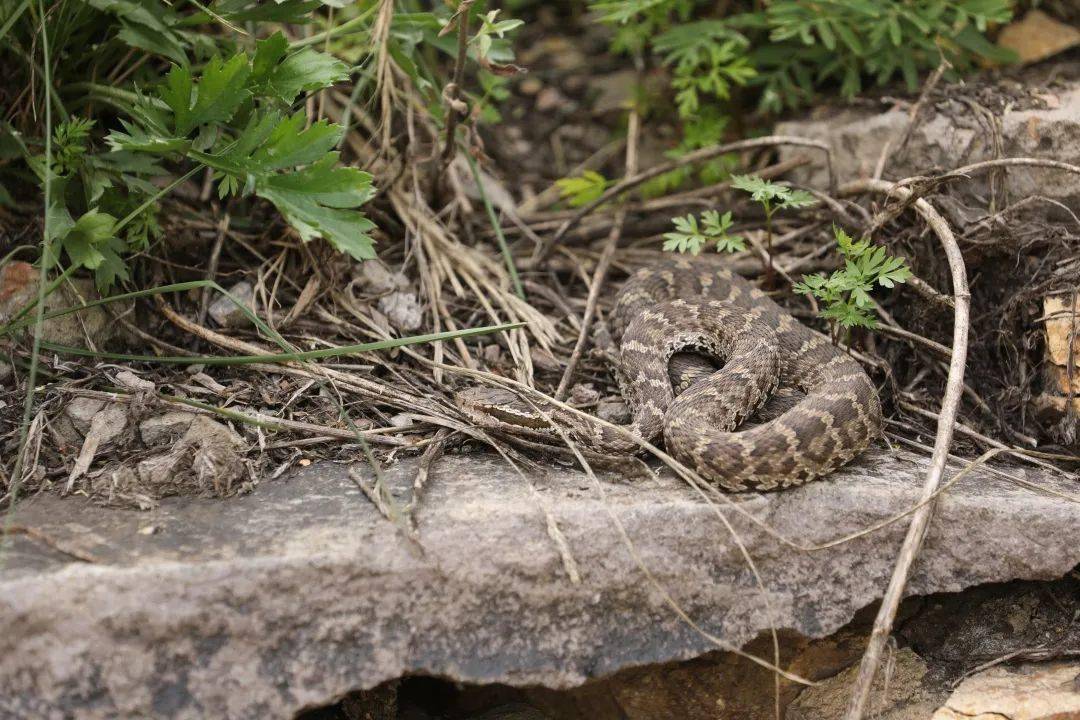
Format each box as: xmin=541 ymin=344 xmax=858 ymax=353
xmin=1 ymin=448 xmax=1078 ymax=719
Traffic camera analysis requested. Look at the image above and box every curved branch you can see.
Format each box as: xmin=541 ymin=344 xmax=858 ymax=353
xmin=837 ymin=178 xmax=970 ymax=720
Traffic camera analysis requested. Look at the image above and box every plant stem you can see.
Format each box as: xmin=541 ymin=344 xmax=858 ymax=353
xmin=763 ymin=202 xmax=775 ymax=287
xmin=5 ymin=0 xmax=52 ymax=554
xmin=439 ymin=0 xmax=474 ymax=170
xmin=289 ymin=5 xmax=378 ymax=48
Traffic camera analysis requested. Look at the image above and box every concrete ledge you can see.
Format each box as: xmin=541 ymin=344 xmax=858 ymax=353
xmin=2 ymin=448 xmax=1078 ymax=719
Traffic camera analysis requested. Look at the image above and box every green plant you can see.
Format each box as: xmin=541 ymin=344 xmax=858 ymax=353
xmin=1 ymin=0 xmax=527 ymax=292
xmin=471 ymin=9 xmax=524 ymax=62
xmin=730 ymin=173 xmax=815 ymax=280
xmin=793 ymin=227 xmax=912 ymax=332
xmin=556 ymin=170 xmax=611 ymax=207
xmin=662 ymin=210 xmax=744 ymax=255
xmin=591 ymin=0 xmax=1016 ymax=164
xmin=597 ymin=0 xmax=1015 ymax=110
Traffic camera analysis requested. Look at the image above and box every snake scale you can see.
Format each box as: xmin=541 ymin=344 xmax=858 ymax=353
xmin=456 ymin=257 xmax=882 ymax=491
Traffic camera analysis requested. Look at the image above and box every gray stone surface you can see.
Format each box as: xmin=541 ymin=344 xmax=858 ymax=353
xmin=1 ymin=448 xmax=1079 ymax=719
xmin=776 ymin=77 xmax=1080 ymax=214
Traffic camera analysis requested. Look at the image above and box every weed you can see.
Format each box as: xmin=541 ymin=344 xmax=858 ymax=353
xmin=731 ymin=173 xmax=815 ymax=281
xmin=663 ymin=210 xmax=744 ymax=255
xmin=556 ymin=170 xmax=611 ymax=207
xmin=793 ymin=226 xmax=912 ymax=332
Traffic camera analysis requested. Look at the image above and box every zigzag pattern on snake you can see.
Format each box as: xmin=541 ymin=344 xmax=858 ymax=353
xmin=456 ymin=257 xmax=882 ymax=491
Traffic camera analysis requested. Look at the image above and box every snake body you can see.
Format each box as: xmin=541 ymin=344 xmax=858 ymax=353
xmin=457 ymin=257 xmax=882 ymax=491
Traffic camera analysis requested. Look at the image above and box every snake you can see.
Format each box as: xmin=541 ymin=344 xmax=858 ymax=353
xmin=456 ymin=257 xmax=882 ymax=491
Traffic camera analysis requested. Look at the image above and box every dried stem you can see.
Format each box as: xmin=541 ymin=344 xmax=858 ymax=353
xmin=837 ymin=178 xmax=970 ymax=720
xmin=554 ymin=108 xmax=640 ymax=401
xmin=439 ymin=0 xmax=473 ymax=170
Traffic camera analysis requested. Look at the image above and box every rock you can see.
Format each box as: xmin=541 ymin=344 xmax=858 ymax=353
xmin=776 ymin=76 xmax=1080 ymax=213
xmin=208 ymin=281 xmax=256 ymax=328
xmin=589 ymin=70 xmax=639 ymax=114
xmin=136 ymin=416 xmax=246 ymax=496
xmin=482 ymin=343 xmax=502 ymax=366
xmin=931 ymin=662 xmax=1080 ymax=720
xmin=64 ymin=396 xmax=107 ymax=434
xmin=389 ymin=414 xmax=413 ymax=429
xmin=529 ymin=346 xmax=561 ymax=373
xmin=355 ymin=261 xmax=410 ymax=296
xmin=139 ymin=411 xmax=199 ymax=445
xmin=517 ymin=36 xmax=586 ymax=72
xmin=456 ymin=156 xmax=517 ymax=214
xmin=998 ymin=10 xmax=1080 ymax=65
xmin=67 ymin=404 xmax=128 ymax=489
xmin=518 ymin=77 xmax=543 ymax=96
xmin=787 ymin=648 xmax=939 ymax=720
xmin=377 ymin=291 xmax=423 ymax=332
xmin=568 ymin=383 xmax=599 ymax=406
xmin=0 ymin=262 xmax=115 ymax=348
xmin=0 ymin=360 xmax=11 ymax=383
xmin=2 ymin=448 xmax=1079 ymax=719
xmin=536 ymin=87 xmax=571 ymax=114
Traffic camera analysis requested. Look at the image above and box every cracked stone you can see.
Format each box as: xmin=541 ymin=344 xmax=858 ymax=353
xmin=2 ymin=448 xmax=1079 ymax=719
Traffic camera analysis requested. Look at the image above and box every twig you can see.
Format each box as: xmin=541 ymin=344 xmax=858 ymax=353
xmin=154 ymin=296 xmax=445 ymax=415
xmin=837 ymin=178 xmax=970 ymax=720
xmin=517 ymin=138 xmax=625 ymax=216
xmin=438 ymin=0 xmax=474 ymax=170
xmin=876 ymin=323 xmax=952 ymax=359
xmin=899 ymin=400 xmax=1079 ymax=472
xmin=906 ymin=275 xmax=954 ymax=309
xmin=197 ymin=210 xmax=229 ymax=327
xmin=554 ymin=108 xmax=640 ymax=401
xmin=405 ymin=428 xmax=452 ymax=533
xmin=903 ymin=157 xmax=1080 ymax=188
xmin=463 ymin=149 xmax=524 ymax=299
xmin=530 ymin=135 xmax=834 ymax=265
xmin=893 ymin=58 xmax=951 ymax=159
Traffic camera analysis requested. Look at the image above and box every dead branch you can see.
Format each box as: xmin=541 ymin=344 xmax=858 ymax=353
xmin=554 ymin=107 xmax=640 ymax=401
xmin=837 ymin=178 xmax=970 ymax=720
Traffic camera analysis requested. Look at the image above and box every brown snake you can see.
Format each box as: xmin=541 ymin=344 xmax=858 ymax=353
xmin=456 ymin=257 xmax=882 ymax=491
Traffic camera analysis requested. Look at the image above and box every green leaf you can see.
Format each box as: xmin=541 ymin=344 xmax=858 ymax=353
xmin=161 ymin=54 xmax=251 ymax=136
xmin=730 ymin=174 xmax=785 ymax=202
xmin=60 ymin=209 xmax=118 ymax=271
xmin=116 ymin=21 xmax=187 ymax=64
xmin=778 ymin=188 xmax=816 ymax=210
xmin=256 ymin=155 xmax=377 ymax=260
xmin=248 ymin=114 xmax=342 ymax=172
xmin=263 ymin=47 xmax=350 ymax=105
xmin=106 ymin=120 xmax=190 ymax=155
xmin=251 ymin=31 xmax=289 ymax=84
xmin=555 ymin=171 xmax=609 ymax=207
xmin=93 ymin=236 xmax=131 ymax=291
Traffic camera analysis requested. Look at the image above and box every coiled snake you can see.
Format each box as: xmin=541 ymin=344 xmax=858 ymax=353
xmin=456 ymin=257 xmax=882 ymax=491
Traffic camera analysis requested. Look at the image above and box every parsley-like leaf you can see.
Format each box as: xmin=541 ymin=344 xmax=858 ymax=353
xmin=256 ymin=154 xmax=377 ymax=261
